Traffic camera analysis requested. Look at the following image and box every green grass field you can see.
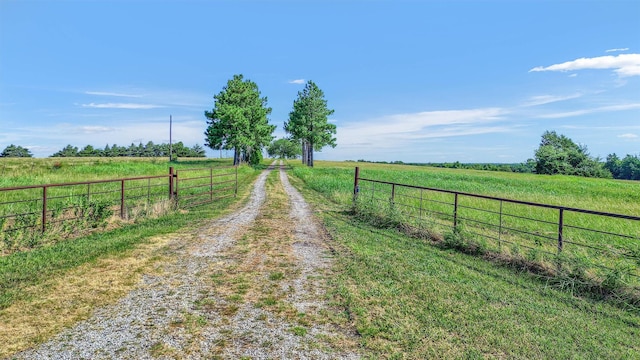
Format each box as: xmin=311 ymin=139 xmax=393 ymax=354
xmin=0 ymin=157 xmax=225 ymax=187
xmin=1 ymin=158 xmax=639 ymax=357
xmin=0 ymin=158 xmax=261 ymax=310
xmin=289 ymin=161 xmax=640 ymax=293
xmin=286 ymin=163 xmax=640 ymax=358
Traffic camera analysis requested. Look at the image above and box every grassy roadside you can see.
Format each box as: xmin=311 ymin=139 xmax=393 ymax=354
xmin=287 ymin=165 xmax=640 ymax=359
xmin=0 ymin=164 xmax=261 ymax=357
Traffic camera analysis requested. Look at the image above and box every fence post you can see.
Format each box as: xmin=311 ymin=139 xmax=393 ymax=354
xmin=498 ymin=200 xmax=503 ymax=249
xmin=353 ymin=166 xmax=360 ymax=202
xmin=558 ymin=208 xmax=564 ymax=253
xmin=391 ymin=183 xmax=396 ymax=206
xmin=42 ymin=186 xmax=47 ymax=233
xmin=234 ymin=165 xmax=238 ymax=196
xmin=120 ymin=180 xmax=125 ymax=218
xmin=453 ymin=193 xmax=459 ymax=228
xmin=169 ymin=167 xmax=174 ymax=200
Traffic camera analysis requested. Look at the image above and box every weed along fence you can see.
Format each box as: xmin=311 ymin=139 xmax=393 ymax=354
xmin=0 ymin=165 xmax=237 ymax=253
xmin=352 ymin=167 xmax=640 ymax=288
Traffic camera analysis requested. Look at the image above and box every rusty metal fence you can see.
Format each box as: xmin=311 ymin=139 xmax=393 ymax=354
xmin=352 ymin=167 xmax=640 ymax=287
xmin=174 ymin=166 xmax=237 ymax=208
xmin=0 ymin=166 xmax=237 ymax=251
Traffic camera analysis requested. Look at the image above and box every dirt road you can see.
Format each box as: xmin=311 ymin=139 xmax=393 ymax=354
xmin=15 ymin=162 xmax=359 ymax=359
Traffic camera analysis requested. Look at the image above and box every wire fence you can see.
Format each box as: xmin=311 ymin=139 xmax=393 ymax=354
xmin=353 ymin=167 xmax=640 ymax=288
xmin=0 ymin=166 xmax=237 ymax=253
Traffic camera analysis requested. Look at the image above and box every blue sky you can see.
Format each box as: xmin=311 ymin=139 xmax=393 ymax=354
xmin=1 ymin=0 xmax=639 ymax=162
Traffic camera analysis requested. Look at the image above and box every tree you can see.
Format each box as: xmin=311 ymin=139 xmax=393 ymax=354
xmin=284 ymin=80 xmax=336 ymax=167
xmin=533 ymin=131 xmax=609 ymax=177
xmin=0 ymin=144 xmax=33 ymax=157
xmin=51 ymin=144 xmax=79 ymax=157
xmin=204 ymin=74 xmax=275 ymax=166
xmin=267 ymin=138 xmax=301 ymax=159
xmin=619 ymin=154 xmax=640 ymax=180
xmin=78 ymin=144 xmax=100 ymax=157
xmin=604 ymin=153 xmax=622 ymax=178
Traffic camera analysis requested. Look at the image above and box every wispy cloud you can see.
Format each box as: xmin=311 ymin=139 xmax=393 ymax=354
xmin=522 ymin=93 xmax=582 ymax=107
xmin=85 ymin=91 xmax=143 ymax=98
xmin=537 ymin=103 xmax=640 ymax=119
xmin=78 ymin=126 xmax=115 ymax=134
xmin=337 ymin=108 xmax=512 ymax=149
xmin=529 ymin=53 xmax=640 ymax=77
xmin=81 ymin=103 xmax=163 ymax=109
xmin=288 ymin=79 xmax=305 ymax=84
xmin=605 ymin=48 xmax=629 ymax=53
xmin=618 ymin=133 xmax=638 ymax=139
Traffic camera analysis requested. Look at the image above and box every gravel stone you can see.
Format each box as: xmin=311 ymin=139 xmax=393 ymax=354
xmin=13 ymin=163 xmax=359 ymax=359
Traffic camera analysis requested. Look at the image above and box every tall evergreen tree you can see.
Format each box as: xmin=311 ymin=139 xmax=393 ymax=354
xmin=204 ymin=74 xmax=275 ymax=165
xmin=284 ymin=80 xmax=336 ymax=167
xmin=0 ymin=144 xmax=33 ymax=157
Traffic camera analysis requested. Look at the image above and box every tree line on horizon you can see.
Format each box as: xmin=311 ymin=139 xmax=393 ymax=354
xmin=0 ymin=142 xmax=206 ymax=158
xmin=352 ymin=130 xmax=639 ymax=181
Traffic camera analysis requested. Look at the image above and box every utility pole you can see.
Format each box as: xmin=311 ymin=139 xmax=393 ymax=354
xmin=169 ymin=115 xmax=173 ymax=162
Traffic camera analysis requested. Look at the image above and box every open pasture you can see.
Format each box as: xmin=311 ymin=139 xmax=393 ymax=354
xmin=291 ymin=161 xmax=640 ymax=290
xmin=0 ymin=158 xmax=239 ymax=254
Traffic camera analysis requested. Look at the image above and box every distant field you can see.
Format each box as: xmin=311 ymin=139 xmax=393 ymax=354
xmin=290 ymin=160 xmax=640 ymax=291
xmin=0 ymin=157 xmax=230 ymax=188
xmin=0 ymin=157 xmax=242 ymax=255
xmin=293 ymin=160 xmax=640 ymax=215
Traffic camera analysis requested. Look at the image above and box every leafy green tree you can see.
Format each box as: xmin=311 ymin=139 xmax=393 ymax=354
xmin=534 ymin=131 xmax=609 ymax=177
xmin=204 ymin=74 xmax=275 ymax=165
xmin=267 ymin=138 xmax=301 ymax=159
xmin=0 ymin=144 xmax=33 ymax=157
xmin=51 ymin=144 xmax=79 ymax=157
xmin=604 ymin=153 xmax=622 ymax=178
xmin=284 ymin=80 xmax=336 ymax=167
xmin=619 ymin=154 xmax=640 ymax=180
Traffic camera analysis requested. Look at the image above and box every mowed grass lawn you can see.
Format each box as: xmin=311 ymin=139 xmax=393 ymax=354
xmin=287 ymin=161 xmax=640 ymax=358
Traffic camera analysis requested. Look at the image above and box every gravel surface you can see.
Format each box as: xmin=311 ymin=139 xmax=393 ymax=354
xmin=13 ymin=163 xmax=360 ymax=359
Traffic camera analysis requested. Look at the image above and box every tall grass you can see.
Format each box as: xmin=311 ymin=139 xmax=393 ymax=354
xmin=0 ymin=160 xmax=261 ymax=310
xmin=289 ymin=161 xmax=640 ymax=301
xmin=0 ymin=158 xmax=243 ymax=254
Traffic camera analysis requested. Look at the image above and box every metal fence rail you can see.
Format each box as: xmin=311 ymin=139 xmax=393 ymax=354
xmin=175 ymin=166 xmax=237 ymax=208
xmin=0 ymin=165 xmax=237 ymax=252
xmin=352 ymin=167 xmax=640 ymax=286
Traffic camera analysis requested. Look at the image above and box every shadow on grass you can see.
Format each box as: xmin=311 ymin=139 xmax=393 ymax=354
xmin=328 ymin=208 xmax=640 ymax=318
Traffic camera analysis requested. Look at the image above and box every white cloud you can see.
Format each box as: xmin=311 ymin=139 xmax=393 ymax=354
xmin=288 ymin=79 xmax=305 ymax=84
xmin=568 ymin=73 xmax=578 ymax=77
xmin=537 ymin=103 xmax=640 ymax=119
xmin=522 ymin=93 xmax=582 ymax=107
xmin=336 ymin=108 xmax=512 ymax=150
xmin=529 ymin=53 xmax=640 ymax=77
xmin=81 ymin=103 xmax=163 ymax=109
xmin=605 ymin=48 xmax=629 ymax=53
xmin=78 ymin=126 xmax=115 ymax=134
xmin=618 ymin=133 xmax=638 ymax=139
xmin=85 ymin=91 xmax=143 ymax=98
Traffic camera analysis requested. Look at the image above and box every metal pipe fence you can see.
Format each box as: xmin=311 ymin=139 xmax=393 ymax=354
xmin=0 ymin=166 xmax=237 ymax=252
xmin=352 ymin=167 xmax=640 ymax=287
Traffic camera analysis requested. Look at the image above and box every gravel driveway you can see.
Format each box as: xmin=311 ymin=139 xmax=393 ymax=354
xmin=13 ymin=163 xmax=360 ymax=359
